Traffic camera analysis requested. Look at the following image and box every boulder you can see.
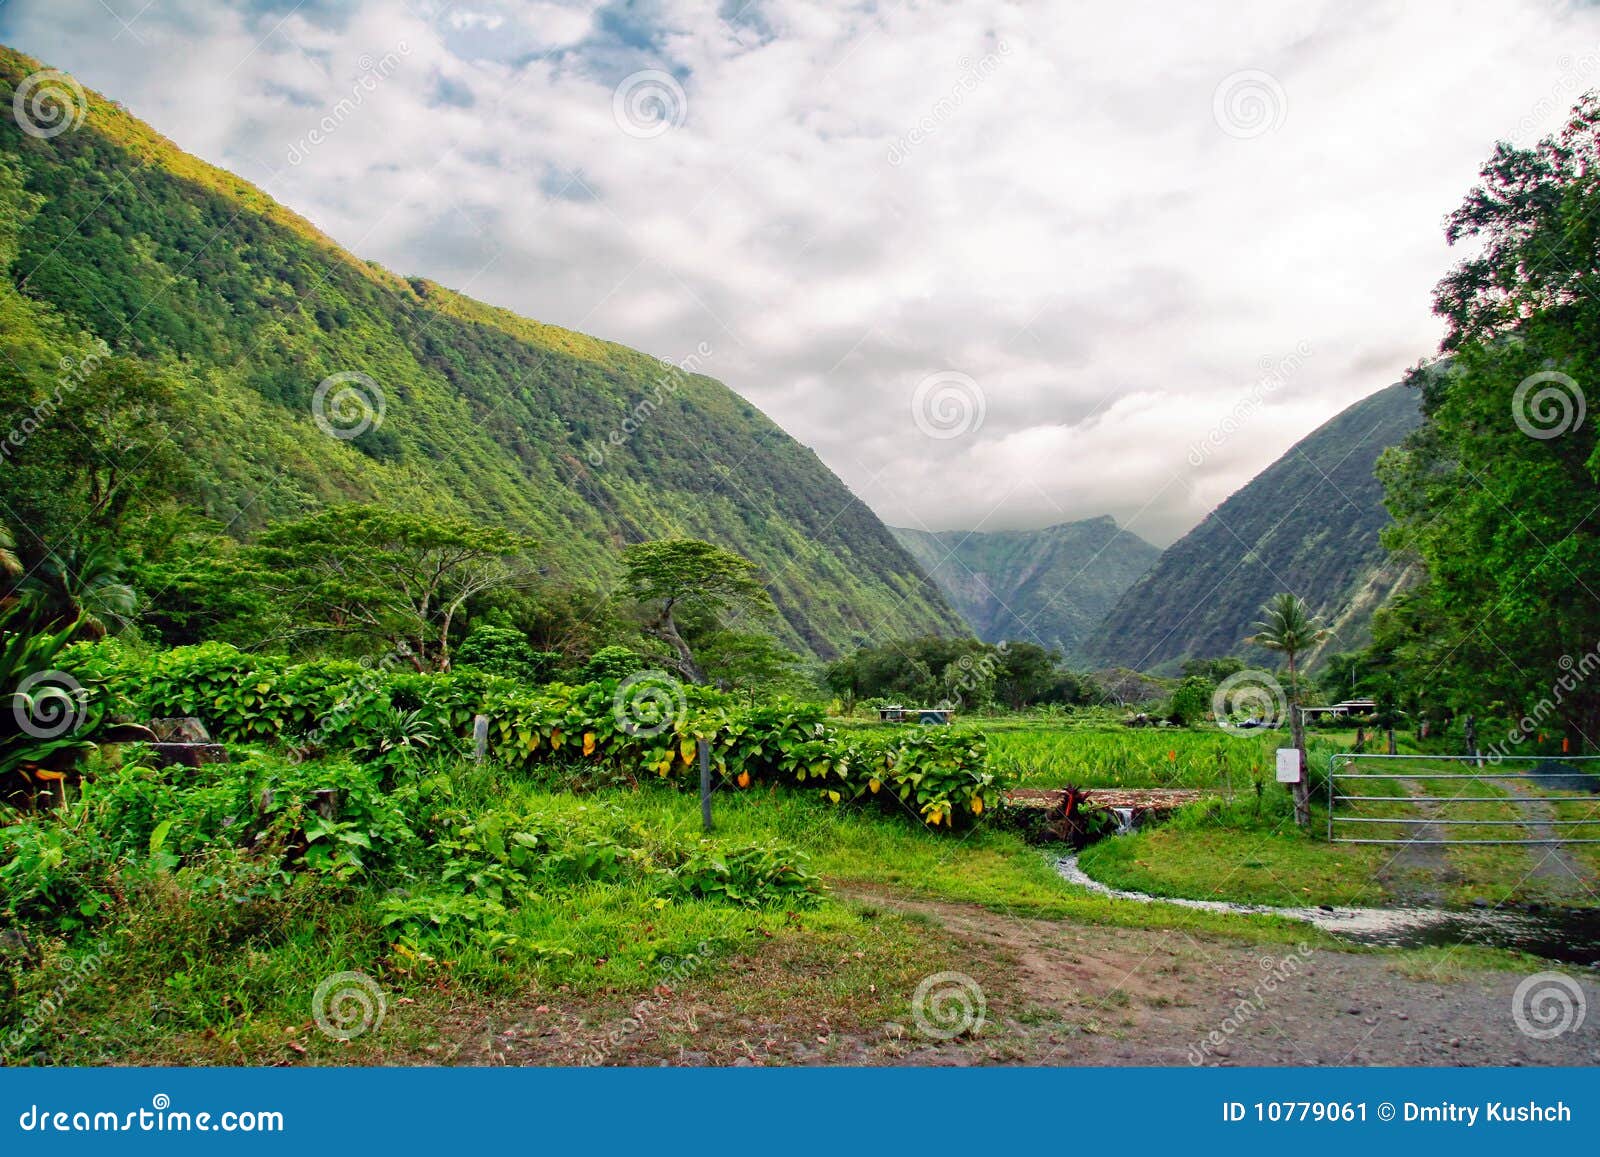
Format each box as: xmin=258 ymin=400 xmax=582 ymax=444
xmin=149 ymin=717 xmax=212 ymax=743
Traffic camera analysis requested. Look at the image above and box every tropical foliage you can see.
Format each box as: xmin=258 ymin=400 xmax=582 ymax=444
xmin=59 ymin=641 xmax=1002 ymax=829
xmin=1371 ymin=93 xmax=1600 ymax=746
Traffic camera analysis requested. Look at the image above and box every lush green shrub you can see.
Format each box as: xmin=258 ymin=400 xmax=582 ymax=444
xmin=454 ymin=626 xmax=561 ymax=684
xmin=579 ymin=645 xmax=645 ymax=682
xmin=668 ymin=840 xmax=822 ymax=907
xmin=847 ymin=728 xmax=996 ymax=829
xmin=58 ymin=643 xmax=1004 ymax=831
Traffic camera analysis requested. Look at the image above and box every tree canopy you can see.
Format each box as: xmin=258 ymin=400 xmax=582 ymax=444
xmin=250 ymin=505 xmax=535 ymax=670
xmin=620 ymin=538 xmax=776 ymax=682
xmin=1374 ymin=94 xmax=1600 ymax=745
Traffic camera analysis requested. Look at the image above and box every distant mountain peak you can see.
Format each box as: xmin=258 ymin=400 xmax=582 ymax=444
xmin=889 ymin=517 xmax=1159 ymax=660
xmin=1084 ymin=382 xmax=1423 ymax=672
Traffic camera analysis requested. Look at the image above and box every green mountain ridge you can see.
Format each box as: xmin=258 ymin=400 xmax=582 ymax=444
xmin=1084 ymin=382 xmax=1424 ymax=672
xmin=889 ymin=517 xmax=1160 ymax=661
xmin=0 ymin=46 xmax=961 ymax=657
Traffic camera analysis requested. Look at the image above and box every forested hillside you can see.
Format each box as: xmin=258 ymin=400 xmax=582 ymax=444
xmin=0 ymin=47 xmax=958 ymax=657
xmin=890 ymin=518 xmax=1158 ymax=660
xmin=1085 ymin=382 xmax=1423 ymax=672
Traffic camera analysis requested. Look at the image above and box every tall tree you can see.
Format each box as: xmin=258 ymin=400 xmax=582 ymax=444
xmin=620 ymin=538 xmax=776 ymax=683
xmin=1250 ymin=592 xmax=1331 ymax=828
xmin=251 ymin=505 xmax=534 ymax=669
xmin=1377 ymin=92 xmax=1600 ymax=746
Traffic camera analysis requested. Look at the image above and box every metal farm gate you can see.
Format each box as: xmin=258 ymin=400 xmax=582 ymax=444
xmin=1326 ymin=753 xmax=1600 ymax=845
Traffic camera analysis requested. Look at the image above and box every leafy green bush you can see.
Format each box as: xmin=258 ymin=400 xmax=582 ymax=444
xmin=454 ymin=626 xmax=561 ymax=684
xmin=59 ymin=643 xmax=1004 ymax=831
xmin=579 ymin=646 xmax=644 ymax=682
xmin=848 ymin=728 xmax=996 ymax=829
xmin=669 ymin=840 xmax=822 ymax=907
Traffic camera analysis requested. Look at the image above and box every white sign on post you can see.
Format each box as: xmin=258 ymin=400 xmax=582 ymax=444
xmin=1275 ymin=747 xmax=1302 ymax=783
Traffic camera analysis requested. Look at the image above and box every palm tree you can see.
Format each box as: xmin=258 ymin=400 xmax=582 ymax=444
xmin=1250 ymin=592 xmax=1332 ymax=827
xmin=19 ymin=542 xmax=136 ymax=640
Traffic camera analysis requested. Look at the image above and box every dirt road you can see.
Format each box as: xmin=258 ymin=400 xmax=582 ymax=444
xmin=417 ymin=890 xmax=1600 ymax=1067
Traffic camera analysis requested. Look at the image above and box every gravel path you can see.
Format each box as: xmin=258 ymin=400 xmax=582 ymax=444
xmin=422 ymin=889 xmax=1600 ymax=1067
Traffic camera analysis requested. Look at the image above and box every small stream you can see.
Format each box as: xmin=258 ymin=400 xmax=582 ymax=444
xmin=1055 ymin=855 xmax=1600 ymax=966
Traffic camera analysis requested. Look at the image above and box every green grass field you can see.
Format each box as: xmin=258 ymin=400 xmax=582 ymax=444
xmin=9 ymin=720 xmax=1577 ymax=1065
xmin=5 ymin=755 xmax=1334 ymax=1066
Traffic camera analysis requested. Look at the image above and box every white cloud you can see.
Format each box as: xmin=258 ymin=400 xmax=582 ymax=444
xmin=4 ymin=0 xmax=1595 ymax=545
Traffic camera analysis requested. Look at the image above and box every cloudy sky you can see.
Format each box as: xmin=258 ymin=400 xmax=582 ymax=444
xmin=3 ymin=0 xmax=1597 ymax=545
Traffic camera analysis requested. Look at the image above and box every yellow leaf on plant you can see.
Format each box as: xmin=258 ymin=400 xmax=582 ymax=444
xmin=681 ymin=739 xmax=696 ymax=764
xmin=826 ymin=790 xmax=841 ymax=804
xmin=971 ymin=796 xmax=983 ymax=815
xmin=550 ymin=728 xmax=564 ymax=750
xmin=582 ymin=732 xmax=596 ymax=756
xmin=868 ymin=777 xmax=881 ymax=793
xmin=736 ymin=770 xmax=751 ymax=789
